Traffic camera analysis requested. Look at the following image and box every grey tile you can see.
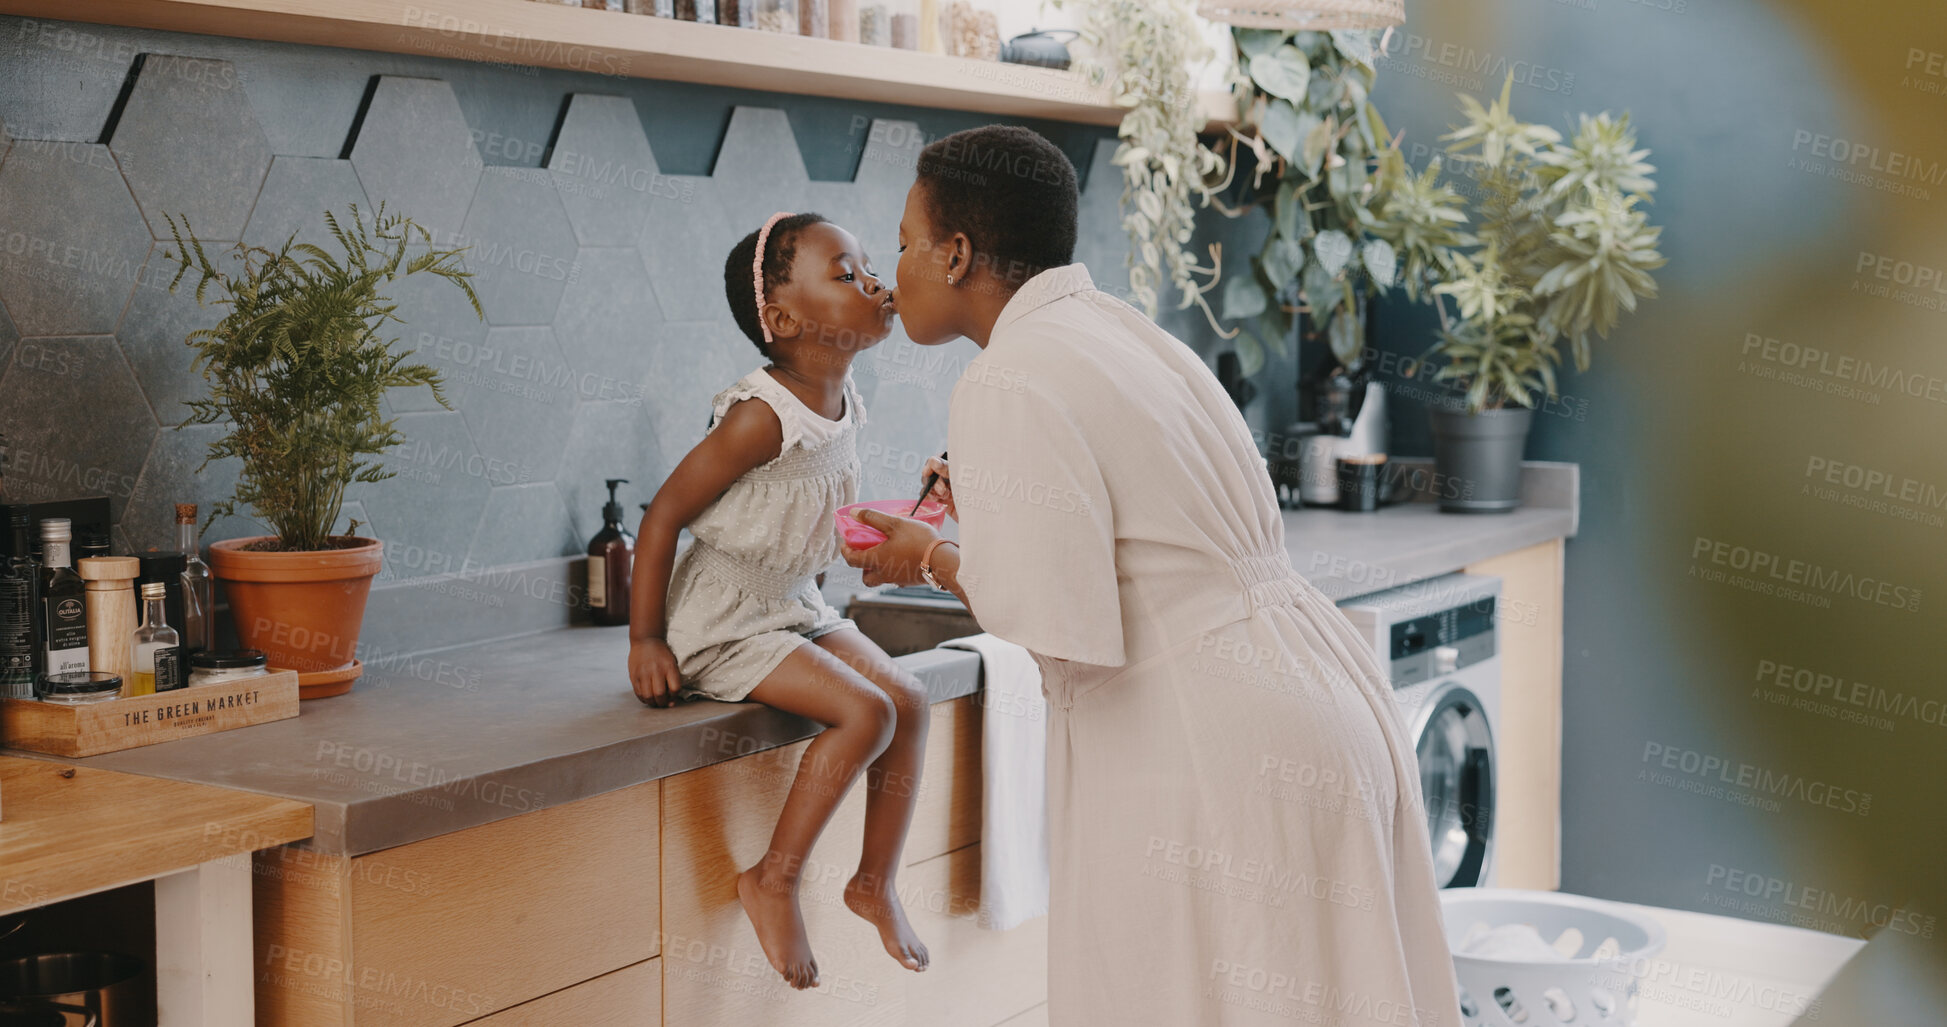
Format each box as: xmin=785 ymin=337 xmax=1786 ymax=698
xmin=348 ymin=410 xmax=494 ymax=582
xmin=452 ymin=166 xmax=578 ymax=326
xmin=347 ymin=77 xmax=484 ymax=238
xmin=241 ymin=156 xmax=372 ymax=253
xmin=710 ymin=107 xmax=809 ymax=242
xmin=118 ymin=240 xmax=235 ymax=427
xmin=639 ymin=319 xmax=754 ymax=473
xmin=558 ymin=402 xmax=668 ymax=545
xmin=548 ymin=94 xmax=662 ymax=248
xmin=468 ymin=482 xmax=581 ymax=567
xmin=458 ymin=326 xmax=577 ymax=483
xmin=108 ymin=55 xmax=272 ymax=241
xmin=121 ymin=421 xmax=268 ymax=554
xmin=852 ymin=360 xmax=951 ymax=503
xmin=382 ymin=243 xmax=488 ymax=414
xmin=0 ymin=113 xmax=10 ymax=163
xmin=639 ymin=175 xmax=737 ymax=323
xmin=553 ymin=246 xmax=663 ymax=391
xmin=0 ymin=140 xmax=151 ymax=335
xmin=846 ymin=118 xmax=921 ymax=254
xmin=0 ymin=336 xmax=158 ymax=521
xmin=1074 ymin=137 xmax=1128 ymax=280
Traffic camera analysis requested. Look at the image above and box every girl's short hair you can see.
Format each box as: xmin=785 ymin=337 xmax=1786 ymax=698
xmin=723 ymin=212 xmax=831 ymax=354
xmin=915 ymin=126 xmax=1078 ymax=288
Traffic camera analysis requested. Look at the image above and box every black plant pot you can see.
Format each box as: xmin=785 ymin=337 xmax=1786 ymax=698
xmin=1427 ymin=405 xmax=1532 ymax=513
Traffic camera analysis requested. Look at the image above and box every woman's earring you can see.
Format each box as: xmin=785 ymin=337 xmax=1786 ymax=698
xmin=946 ymin=274 xmax=955 ymax=285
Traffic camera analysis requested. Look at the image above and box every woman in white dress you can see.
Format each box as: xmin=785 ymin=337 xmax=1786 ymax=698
xmin=841 ymin=125 xmax=1465 ymax=1026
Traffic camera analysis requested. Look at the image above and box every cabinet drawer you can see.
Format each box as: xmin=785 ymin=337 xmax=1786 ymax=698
xmin=904 ymin=843 xmax=1047 ymax=1027
xmin=461 ymin=958 xmax=660 ymax=1025
xmin=348 ymin=780 xmax=660 ymax=1026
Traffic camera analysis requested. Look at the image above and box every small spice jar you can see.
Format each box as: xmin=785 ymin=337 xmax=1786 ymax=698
xmin=756 ymin=0 xmax=798 ymax=32
xmin=38 ymin=671 xmax=123 ymax=704
xmin=188 ymin=649 xmax=270 ymax=688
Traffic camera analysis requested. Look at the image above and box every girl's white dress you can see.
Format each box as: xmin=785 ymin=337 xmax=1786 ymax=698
xmin=948 ymin=265 xmax=1465 ymax=1026
xmin=664 ymin=367 xmax=864 ymax=702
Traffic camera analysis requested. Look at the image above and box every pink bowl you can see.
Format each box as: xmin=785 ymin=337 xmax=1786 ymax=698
xmin=836 ymin=499 xmax=949 ymax=549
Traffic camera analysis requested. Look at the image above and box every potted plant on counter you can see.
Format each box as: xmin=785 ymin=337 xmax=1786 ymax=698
xmin=1411 ymin=75 xmax=1665 ymax=512
xmin=164 ymin=205 xmax=479 ymax=697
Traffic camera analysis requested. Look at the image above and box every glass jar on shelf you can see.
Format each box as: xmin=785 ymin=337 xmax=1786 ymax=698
xmin=828 ymin=0 xmax=858 ymax=41
xmin=888 ymin=0 xmax=918 ymax=48
xmin=677 ymin=0 xmax=719 ymax=21
xmin=799 ymin=0 xmax=828 ymax=37
xmin=719 ymin=0 xmax=752 ymax=26
xmin=858 ymin=0 xmax=890 ymax=44
xmin=757 ymin=0 xmax=799 ymax=32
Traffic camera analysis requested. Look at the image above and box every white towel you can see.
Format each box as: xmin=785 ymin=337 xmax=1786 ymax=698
xmin=939 ymin=632 xmax=1049 ymax=931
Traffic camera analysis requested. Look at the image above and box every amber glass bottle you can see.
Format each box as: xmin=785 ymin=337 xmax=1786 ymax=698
xmin=587 ymin=479 xmax=635 ymax=626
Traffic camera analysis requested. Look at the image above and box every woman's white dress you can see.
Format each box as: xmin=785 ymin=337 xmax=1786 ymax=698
xmin=947 ymin=265 xmax=1463 ymax=1026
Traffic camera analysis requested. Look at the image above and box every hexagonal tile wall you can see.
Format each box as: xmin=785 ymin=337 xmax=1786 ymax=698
xmin=347 ymin=77 xmax=484 ymax=239
xmin=641 ymin=319 xmax=751 ymax=474
xmin=0 ymin=336 xmax=158 ymax=521
xmin=348 ymin=410 xmax=493 ymax=582
xmin=639 ymin=175 xmax=737 ymax=323
xmin=0 ymin=140 xmax=152 ymax=336
xmin=1073 ymin=136 xmax=1131 ymax=286
xmin=847 ymin=118 xmax=923 ymax=254
xmin=118 ymin=239 xmax=236 ymax=429
xmin=553 ymin=246 xmax=664 ymax=392
xmin=469 ymin=482 xmax=581 ymax=568
xmin=241 ymin=156 xmax=372 ymax=253
xmin=711 ymin=107 xmax=810 ymax=243
xmin=456 ymin=166 xmax=579 ymax=326
xmin=107 ymin=55 xmax=272 ymax=241
xmin=122 ymin=421 xmax=265 ymax=554
xmin=383 ymin=244 xmax=491 ymax=415
xmin=0 ymin=290 xmax=17 ymax=359
xmin=558 ymin=400 xmax=669 ymax=546
xmin=0 ymin=115 xmax=11 ymax=163
xmin=549 ymin=94 xmax=663 ymax=248
xmin=459 ymin=325 xmax=578 ymax=486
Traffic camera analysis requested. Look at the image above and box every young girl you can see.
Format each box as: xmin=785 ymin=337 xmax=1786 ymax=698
xmin=626 ymin=212 xmax=931 ymax=990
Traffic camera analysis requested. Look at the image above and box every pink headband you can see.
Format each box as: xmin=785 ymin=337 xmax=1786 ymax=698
xmin=753 ymin=211 xmax=792 ymax=346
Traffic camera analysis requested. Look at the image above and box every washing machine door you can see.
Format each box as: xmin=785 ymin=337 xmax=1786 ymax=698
xmin=1409 ymin=681 xmax=1495 ymax=888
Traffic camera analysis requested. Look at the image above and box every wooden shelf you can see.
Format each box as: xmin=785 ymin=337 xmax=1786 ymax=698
xmin=3 ymin=0 xmax=1236 ymax=128
xmin=0 ymin=755 xmax=312 ymax=913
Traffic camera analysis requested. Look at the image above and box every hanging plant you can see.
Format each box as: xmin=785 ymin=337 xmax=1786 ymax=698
xmin=1213 ymin=27 xmax=1464 ymax=377
xmin=1057 ymin=0 xmax=1230 ymax=327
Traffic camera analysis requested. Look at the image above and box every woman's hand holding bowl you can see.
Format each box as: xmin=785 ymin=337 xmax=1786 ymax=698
xmin=839 ymin=507 xmax=943 ymax=588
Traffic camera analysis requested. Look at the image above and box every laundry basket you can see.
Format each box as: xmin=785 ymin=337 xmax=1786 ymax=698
xmin=1441 ymin=888 xmax=1667 ymax=1027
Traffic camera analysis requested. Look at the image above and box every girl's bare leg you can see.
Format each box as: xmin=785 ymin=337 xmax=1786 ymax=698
xmin=738 ymin=643 xmax=899 ymax=989
xmin=814 ymin=628 xmax=932 ymax=972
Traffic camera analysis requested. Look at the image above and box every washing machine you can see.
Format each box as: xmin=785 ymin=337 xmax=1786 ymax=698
xmin=1338 ymin=573 xmax=1502 ymax=889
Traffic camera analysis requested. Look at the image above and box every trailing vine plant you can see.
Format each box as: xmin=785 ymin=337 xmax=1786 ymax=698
xmin=1057 ymin=0 xmax=1230 ymax=328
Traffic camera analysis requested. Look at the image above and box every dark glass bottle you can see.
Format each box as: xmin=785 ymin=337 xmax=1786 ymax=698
xmin=0 ymin=512 xmax=39 ymax=698
xmin=37 ymin=517 xmax=90 ymax=678
xmin=587 ymin=479 xmax=635 ymax=626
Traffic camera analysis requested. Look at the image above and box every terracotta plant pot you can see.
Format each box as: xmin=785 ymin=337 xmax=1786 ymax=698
xmin=208 ymin=536 xmax=382 ymax=699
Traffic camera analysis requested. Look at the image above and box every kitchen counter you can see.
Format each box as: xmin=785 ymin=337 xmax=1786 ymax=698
xmin=11 ymin=461 xmax=1576 ymax=857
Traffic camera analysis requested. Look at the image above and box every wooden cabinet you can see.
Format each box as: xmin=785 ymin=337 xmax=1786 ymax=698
xmin=461 ymin=959 xmax=661 ymax=1025
xmin=253 ymin=781 xmax=660 ymax=1026
xmin=1464 ymin=537 xmax=1566 ymax=890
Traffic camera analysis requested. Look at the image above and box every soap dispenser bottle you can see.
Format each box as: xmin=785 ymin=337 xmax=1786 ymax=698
xmin=588 ymin=479 xmax=635 ymax=626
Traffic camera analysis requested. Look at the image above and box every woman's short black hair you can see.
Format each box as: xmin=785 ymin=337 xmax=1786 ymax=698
xmin=723 ymin=212 xmax=830 ymax=354
xmin=915 ymin=125 xmax=1078 ymax=289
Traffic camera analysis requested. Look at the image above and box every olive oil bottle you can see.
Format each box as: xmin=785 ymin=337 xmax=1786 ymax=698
xmin=37 ymin=518 xmax=89 ymax=678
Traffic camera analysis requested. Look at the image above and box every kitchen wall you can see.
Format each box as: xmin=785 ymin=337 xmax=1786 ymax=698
xmin=0 ymin=13 xmax=1277 ymax=657
xmin=1359 ymin=0 xmax=1947 ymax=939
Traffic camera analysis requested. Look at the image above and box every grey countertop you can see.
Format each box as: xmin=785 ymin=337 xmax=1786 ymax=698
xmin=16 ymin=463 xmax=1575 ymax=857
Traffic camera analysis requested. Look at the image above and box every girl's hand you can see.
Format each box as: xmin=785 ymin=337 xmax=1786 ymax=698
xmin=630 ymin=637 xmax=683 ymax=708
xmin=922 ymin=456 xmax=956 ymax=522
xmin=839 ymin=508 xmax=942 ymax=588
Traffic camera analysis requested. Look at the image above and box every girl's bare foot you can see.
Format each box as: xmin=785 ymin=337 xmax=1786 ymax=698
xmin=737 ymin=865 xmax=820 ymax=989
xmin=844 ymin=872 xmax=930 ymax=971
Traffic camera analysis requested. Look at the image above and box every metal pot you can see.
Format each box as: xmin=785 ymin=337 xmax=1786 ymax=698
xmin=0 ymin=1000 xmax=97 ymax=1027
xmin=1000 ymin=28 xmax=1075 ymax=69
xmin=1427 ymin=405 xmax=1532 ymax=513
xmin=0 ymin=954 xmax=141 ymax=1027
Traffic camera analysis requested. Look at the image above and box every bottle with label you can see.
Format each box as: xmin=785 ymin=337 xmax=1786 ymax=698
xmin=37 ymin=518 xmax=89 ymax=678
xmin=0 ymin=511 xmax=39 ymax=698
xmin=177 ymin=503 xmax=214 ymax=652
xmin=587 ymin=478 xmax=635 ymax=626
xmin=132 ymin=581 xmax=185 ymax=695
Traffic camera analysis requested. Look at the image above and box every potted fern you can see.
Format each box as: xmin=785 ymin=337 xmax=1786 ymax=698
xmin=164 ymin=205 xmax=479 ymax=697
xmin=1408 ymin=76 xmax=1665 ymax=511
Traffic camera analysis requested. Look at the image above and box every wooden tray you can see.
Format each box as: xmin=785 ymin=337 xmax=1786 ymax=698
xmin=0 ymin=670 xmax=299 ymax=757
